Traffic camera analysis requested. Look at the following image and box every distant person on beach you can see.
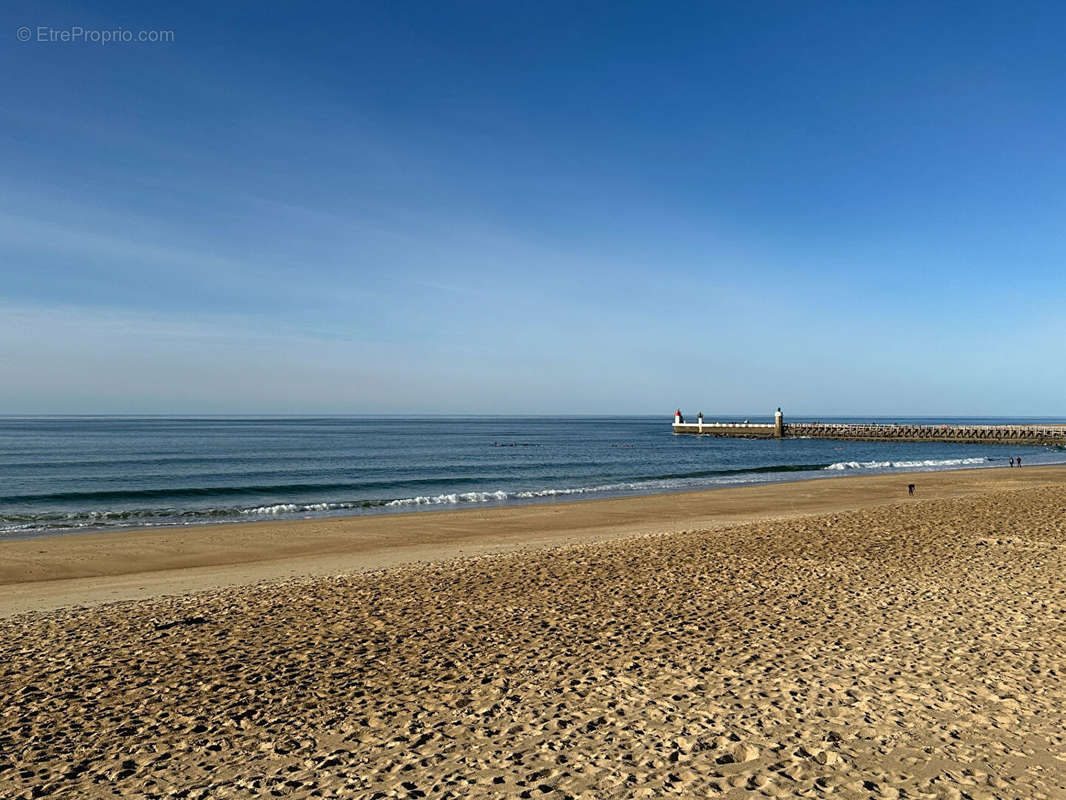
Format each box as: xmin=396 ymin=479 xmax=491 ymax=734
xmin=1009 ymin=457 xmax=1015 ymax=467
xmin=908 ymin=483 xmax=915 ymax=496
xmin=1016 ymin=456 xmax=1022 ymax=467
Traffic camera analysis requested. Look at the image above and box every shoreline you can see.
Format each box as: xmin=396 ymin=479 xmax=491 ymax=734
xmin=4 ymin=452 xmax=1042 ymax=541
xmin=2 ymin=463 xmax=1065 ymax=618
xmin=0 ymin=454 xmax=1017 ymax=544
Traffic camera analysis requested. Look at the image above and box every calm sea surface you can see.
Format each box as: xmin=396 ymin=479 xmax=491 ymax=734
xmin=1 ymin=416 xmax=1063 ymax=538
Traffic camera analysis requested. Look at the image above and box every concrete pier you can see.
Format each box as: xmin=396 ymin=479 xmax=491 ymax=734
xmin=673 ymin=411 xmax=1066 ymax=446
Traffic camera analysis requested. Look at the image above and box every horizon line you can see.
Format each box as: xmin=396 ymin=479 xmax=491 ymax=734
xmin=1 ymin=413 xmax=1063 ymax=420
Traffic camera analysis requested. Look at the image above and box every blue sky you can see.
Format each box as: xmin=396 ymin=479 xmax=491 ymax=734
xmin=2 ymin=1 xmax=1064 ymax=415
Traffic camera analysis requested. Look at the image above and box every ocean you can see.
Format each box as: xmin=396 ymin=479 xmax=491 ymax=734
xmin=1 ymin=415 xmax=1063 ymax=538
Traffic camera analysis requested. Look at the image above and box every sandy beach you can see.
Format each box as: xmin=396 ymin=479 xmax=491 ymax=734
xmin=3 ymin=466 xmax=1066 ymax=798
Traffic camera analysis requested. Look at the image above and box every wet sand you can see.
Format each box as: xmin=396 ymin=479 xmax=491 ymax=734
xmin=2 ymin=467 xmax=1066 ymax=798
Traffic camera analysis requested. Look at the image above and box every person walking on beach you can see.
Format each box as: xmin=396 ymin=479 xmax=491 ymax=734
xmin=1009 ymin=457 xmax=1015 ymax=468
xmin=1016 ymin=455 xmax=1022 ymax=467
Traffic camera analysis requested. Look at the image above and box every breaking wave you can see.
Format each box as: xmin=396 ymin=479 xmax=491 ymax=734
xmin=824 ymin=457 xmax=988 ymax=471
xmin=385 ymin=491 xmax=510 ymax=507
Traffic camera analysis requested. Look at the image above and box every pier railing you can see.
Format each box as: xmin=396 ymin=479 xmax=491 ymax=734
xmin=784 ymin=422 xmax=1066 ymax=444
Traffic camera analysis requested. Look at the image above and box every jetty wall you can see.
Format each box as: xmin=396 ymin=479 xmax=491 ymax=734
xmin=673 ymin=415 xmax=1066 ymax=446
xmin=672 ymin=422 xmax=777 ymax=438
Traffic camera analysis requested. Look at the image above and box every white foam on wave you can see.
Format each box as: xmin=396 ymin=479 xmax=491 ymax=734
xmin=240 ymin=501 xmax=358 ymax=515
xmin=515 ymin=486 xmax=602 ymax=498
xmin=516 ymin=473 xmax=786 ymax=498
xmin=385 ymin=473 xmax=808 ymax=508
xmin=385 ymin=490 xmax=510 ymax=507
xmin=824 ymin=457 xmax=988 ymax=471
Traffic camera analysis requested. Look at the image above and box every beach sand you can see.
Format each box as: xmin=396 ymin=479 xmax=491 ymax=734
xmin=2 ymin=467 xmax=1066 ymax=798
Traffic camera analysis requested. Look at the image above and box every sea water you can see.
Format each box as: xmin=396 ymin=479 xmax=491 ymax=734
xmin=1 ymin=415 xmax=1063 ymax=538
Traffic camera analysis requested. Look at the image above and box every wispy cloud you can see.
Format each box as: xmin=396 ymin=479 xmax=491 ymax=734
xmin=0 ymin=211 xmax=244 ymax=278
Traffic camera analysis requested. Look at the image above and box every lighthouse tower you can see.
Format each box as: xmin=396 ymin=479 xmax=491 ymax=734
xmin=774 ymin=407 xmax=784 ymax=438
